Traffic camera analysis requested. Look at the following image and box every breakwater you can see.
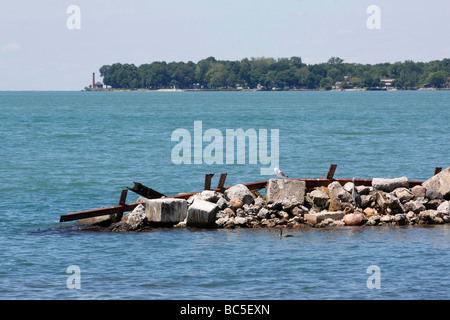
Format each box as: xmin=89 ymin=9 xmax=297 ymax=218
xmin=80 ymin=167 xmax=450 ymax=232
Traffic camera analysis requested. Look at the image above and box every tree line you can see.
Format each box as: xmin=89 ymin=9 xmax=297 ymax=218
xmin=98 ymin=56 xmax=450 ymax=90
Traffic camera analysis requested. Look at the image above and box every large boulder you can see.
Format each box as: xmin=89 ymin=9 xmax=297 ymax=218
xmin=343 ymin=213 xmax=366 ymax=226
xmin=187 ymin=199 xmax=219 ymax=228
xmin=437 ymin=201 xmax=450 ymax=215
xmin=266 ymin=179 xmax=305 ymax=205
xmin=138 ymin=197 xmax=188 ymax=224
xmin=187 ymin=190 xmax=224 ymax=205
xmin=372 ymin=177 xmax=409 ymax=192
xmin=224 ymin=184 xmax=254 ymax=205
xmin=422 ymin=167 xmax=450 ymax=200
xmin=125 ymin=204 xmax=147 ymax=229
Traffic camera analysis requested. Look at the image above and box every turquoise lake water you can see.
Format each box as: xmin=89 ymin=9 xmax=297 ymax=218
xmin=0 ymin=91 xmax=449 ymax=299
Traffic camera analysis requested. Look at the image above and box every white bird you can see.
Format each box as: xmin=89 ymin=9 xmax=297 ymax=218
xmin=274 ymin=167 xmax=288 ymax=178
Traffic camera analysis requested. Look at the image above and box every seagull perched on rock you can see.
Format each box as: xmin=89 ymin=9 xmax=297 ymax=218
xmin=274 ymin=167 xmax=288 ymax=178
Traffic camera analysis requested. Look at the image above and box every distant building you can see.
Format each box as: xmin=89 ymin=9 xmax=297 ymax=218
xmin=94 ymin=82 xmax=103 ymax=89
xmin=380 ymin=78 xmax=395 ymax=87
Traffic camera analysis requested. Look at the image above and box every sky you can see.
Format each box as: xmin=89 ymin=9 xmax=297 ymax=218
xmin=0 ymin=0 xmax=449 ymax=90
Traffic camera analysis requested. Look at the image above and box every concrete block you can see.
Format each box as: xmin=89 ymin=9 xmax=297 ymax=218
xmin=139 ymin=198 xmax=187 ymax=224
xmin=187 ymin=199 xmax=219 ymax=228
xmin=304 ymin=211 xmax=344 ymax=224
xmin=266 ymin=179 xmax=305 ymax=205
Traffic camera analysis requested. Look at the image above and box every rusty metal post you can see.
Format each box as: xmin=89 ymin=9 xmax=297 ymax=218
xmin=217 ymin=173 xmax=227 ymax=191
xmin=435 ymin=167 xmax=442 ymax=175
xmin=326 ymin=164 xmax=337 ymax=180
xmin=204 ymin=173 xmax=215 ymax=190
xmin=116 ymin=189 xmax=128 ymax=221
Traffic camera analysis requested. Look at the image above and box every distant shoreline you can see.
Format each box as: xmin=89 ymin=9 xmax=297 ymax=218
xmin=82 ymin=87 xmax=450 ymax=92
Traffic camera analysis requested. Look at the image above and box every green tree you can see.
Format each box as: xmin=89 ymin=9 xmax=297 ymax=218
xmin=426 ymin=71 xmax=447 ymax=88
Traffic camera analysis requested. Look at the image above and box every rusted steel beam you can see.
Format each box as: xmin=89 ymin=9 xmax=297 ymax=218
xmin=217 ymin=173 xmax=228 ymax=191
xmin=204 ymin=173 xmax=214 ymax=190
xmin=59 ymin=202 xmax=140 ymax=222
xmin=127 ymin=182 xmax=165 ymax=199
xmin=435 ymin=167 xmax=442 ymax=175
xmin=326 ymin=164 xmax=338 ymax=180
xmin=116 ymin=189 xmax=128 ymax=222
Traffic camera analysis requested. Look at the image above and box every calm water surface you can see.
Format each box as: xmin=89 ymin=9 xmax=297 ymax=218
xmin=0 ymin=91 xmax=449 ymax=299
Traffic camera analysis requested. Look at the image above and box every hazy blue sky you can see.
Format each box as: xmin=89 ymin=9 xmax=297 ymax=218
xmin=0 ymin=0 xmax=449 ymax=90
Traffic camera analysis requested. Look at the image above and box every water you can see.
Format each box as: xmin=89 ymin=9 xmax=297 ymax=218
xmin=0 ymin=91 xmax=449 ymax=300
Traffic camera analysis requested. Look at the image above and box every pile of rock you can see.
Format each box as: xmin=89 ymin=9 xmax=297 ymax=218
xmin=101 ymin=167 xmax=450 ymax=231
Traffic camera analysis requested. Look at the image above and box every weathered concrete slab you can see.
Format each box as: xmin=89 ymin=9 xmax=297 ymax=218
xmin=372 ymin=176 xmax=409 ymax=192
xmin=422 ymin=167 xmax=450 ymax=200
xmin=187 ymin=199 xmax=219 ymax=228
xmin=304 ymin=211 xmax=344 ymax=224
xmin=266 ymin=179 xmax=305 ymax=205
xmin=138 ymin=197 xmax=187 ymax=224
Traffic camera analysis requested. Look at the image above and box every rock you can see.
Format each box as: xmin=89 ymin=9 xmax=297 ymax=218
xmin=380 ymin=215 xmax=393 ymax=223
xmin=343 ymin=182 xmax=354 ymax=193
xmin=363 ymin=207 xmax=376 ymax=217
xmin=187 ymin=199 xmax=219 ymax=228
xmin=291 ymin=206 xmax=305 ymax=217
xmin=187 ymin=190 xmax=223 ymax=205
xmin=253 ymin=197 xmax=266 ymax=210
xmin=125 ymin=204 xmax=147 ymax=229
xmin=356 ymin=185 xmax=371 ymax=195
xmin=309 ymin=189 xmax=330 ymax=207
xmin=394 ymin=213 xmax=408 ymax=225
xmin=402 ymin=200 xmax=426 ymax=214
xmin=328 ymin=198 xmax=342 ymax=212
xmin=257 ymin=207 xmax=270 ymax=219
xmin=372 ymin=176 xmax=409 ymax=192
xmin=223 ymin=207 xmax=235 ymax=217
xmin=422 ymin=167 xmax=450 ymax=200
xmin=426 ymin=199 xmax=444 ymax=210
xmin=139 ymin=198 xmax=188 ymax=224
xmin=304 ymin=211 xmax=344 ymax=224
xmin=406 ymin=211 xmax=417 ymax=222
xmin=328 ymin=181 xmax=352 ymax=202
xmin=266 ymin=179 xmax=305 ymax=205
xmin=224 ymin=184 xmax=254 ymax=205
xmin=437 ymin=201 xmax=450 ymax=215
xmin=425 ymin=188 xmax=443 ymax=200
xmin=360 ymin=194 xmax=373 ymax=207
xmin=366 ymin=215 xmax=380 ymax=226
xmin=411 ymin=185 xmax=427 ymax=198
xmin=215 ymin=217 xmax=229 ymax=227
xmin=216 ymin=197 xmax=228 ymax=210
xmin=343 ymin=213 xmax=366 ymax=226
xmin=393 ymin=187 xmax=414 ymax=203
xmin=418 ymin=210 xmax=440 ymax=224
xmin=229 ymin=198 xmax=244 ymax=209
xmin=234 ymin=216 xmax=248 ymax=226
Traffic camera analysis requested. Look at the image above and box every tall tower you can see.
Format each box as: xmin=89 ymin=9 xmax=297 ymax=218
xmin=92 ymin=73 xmax=95 ymax=88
